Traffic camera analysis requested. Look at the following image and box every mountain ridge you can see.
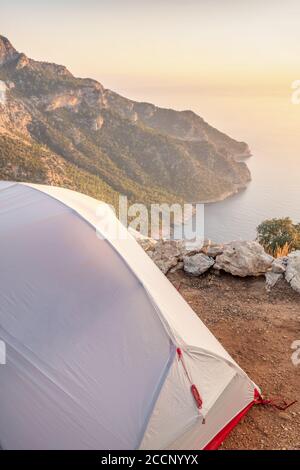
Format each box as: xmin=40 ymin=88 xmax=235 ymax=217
xmin=0 ymin=34 xmax=251 ymax=206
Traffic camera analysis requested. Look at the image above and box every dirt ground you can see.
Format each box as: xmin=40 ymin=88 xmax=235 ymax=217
xmin=167 ymin=270 xmax=300 ymax=450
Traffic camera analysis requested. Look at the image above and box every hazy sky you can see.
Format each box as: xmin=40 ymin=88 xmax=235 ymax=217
xmin=1 ymin=0 xmax=300 ymax=98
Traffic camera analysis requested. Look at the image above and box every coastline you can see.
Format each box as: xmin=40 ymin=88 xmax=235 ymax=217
xmin=172 ymin=152 xmax=253 ymax=230
xmin=197 ymin=150 xmax=252 ymax=205
xmin=170 ymin=158 xmax=252 ymax=231
xmin=170 ymin=180 xmax=251 ymax=237
xmin=198 ymin=181 xmax=250 ymax=205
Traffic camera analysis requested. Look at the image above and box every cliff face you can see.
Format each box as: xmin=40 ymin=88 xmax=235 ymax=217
xmin=0 ymin=35 xmax=251 ymax=205
xmin=0 ymin=35 xmax=19 ymax=65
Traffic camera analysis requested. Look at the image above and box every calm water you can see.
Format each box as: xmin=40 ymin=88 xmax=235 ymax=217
xmin=201 ymin=94 xmax=300 ymax=242
xmin=204 ymin=146 xmax=300 ymax=242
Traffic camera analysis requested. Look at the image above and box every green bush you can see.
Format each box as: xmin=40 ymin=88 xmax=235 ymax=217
xmin=257 ymin=217 xmax=300 ymax=256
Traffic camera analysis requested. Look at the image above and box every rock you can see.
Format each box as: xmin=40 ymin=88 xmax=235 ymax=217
xmin=147 ymin=240 xmax=188 ymax=274
xmin=15 ymin=53 xmax=29 ymax=70
xmin=169 ymin=261 xmax=184 ymax=273
xmin=184 ymin=241 xmax=205 ymax=254
xmin=214 ymin=241 xmax=274 ymax=277
xmin=285 ymin=251 xmax=300 ymax=293
xmin=265 ymin=272 xmax=283 ymax=291
xmin=272 ymin=257 xmax=288 ymax=274
xmin=278 ymin=412 xmax=292 ymax=421
xmin=183 ymin=253 xmax=215 ymax=276
xmin=0 ymin=80 xmax=6 ymax=106
xmin=202 ymin=243 xmax=224 ymax=258
xmin=136 ymin=237 xmax=157 ymax=253
xmin=93 ymin=114 xmax=104 ymax=131
xmin=265 ymin=256 xmax=287 ymax=290
xmin=134 ymin=233 xmax=188 ymax=274
xmin=0 ymin=35 xmax=19 ymax=66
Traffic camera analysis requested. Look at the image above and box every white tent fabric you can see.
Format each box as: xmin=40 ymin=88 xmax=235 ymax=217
xmin=0 ymin=182 xmax=258 ymax=450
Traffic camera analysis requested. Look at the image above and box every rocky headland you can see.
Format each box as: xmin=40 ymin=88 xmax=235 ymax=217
xmin=0 ymin=34 xmax=251 ymax=206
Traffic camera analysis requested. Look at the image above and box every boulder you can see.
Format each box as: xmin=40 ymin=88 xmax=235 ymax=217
xmin=202 ymin=243 xmax=224 ymax=258
xmin=265 ymin=272 xmax=283 ymax=291
xmin=265 ymin=257 xmax=288 ymax=290
xmin=214 ymin=241 xmax=273 ymax=277
xmin=272 ymin=257 xmax=288 ymax=274
xmin=147 ymin=240 xmax=188 ymax=274
xmin=169 ymin=261 xmax=184 ymax=273
xmin=183 ymin=253 xmax=215 ymax=276
xmin=285 ymin=251 xmax=300 ymax=294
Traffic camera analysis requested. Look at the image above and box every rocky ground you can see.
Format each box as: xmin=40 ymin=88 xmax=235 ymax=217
xmin=168 ymin=270 xmax=300 ymax=450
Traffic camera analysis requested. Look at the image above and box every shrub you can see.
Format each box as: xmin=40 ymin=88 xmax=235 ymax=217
xmin=257 ymin=218 xmax=300 ymax=257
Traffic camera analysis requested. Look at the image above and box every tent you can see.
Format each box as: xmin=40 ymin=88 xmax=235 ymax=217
xmin=0 ymin=181 xmax=259 ymax=450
